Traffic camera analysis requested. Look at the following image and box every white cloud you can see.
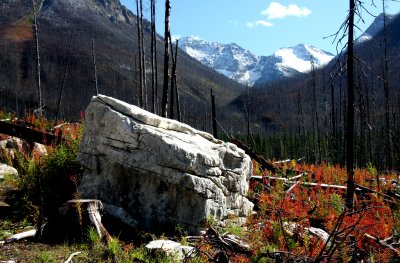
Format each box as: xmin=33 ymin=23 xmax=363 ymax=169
xmin=246 ymin=20 xmax=274 ymax=28
xmin=261 ymin=2 xmax=312 ymax=20
xmin=255 ymin=20 xmax=274 ymax=27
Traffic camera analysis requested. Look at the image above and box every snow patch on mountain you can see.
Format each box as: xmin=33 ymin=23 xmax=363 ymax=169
xmin=178 ymin=36 xmax=334 ymax=86
xmin=275 ymin=44 xmax=334 ymax=75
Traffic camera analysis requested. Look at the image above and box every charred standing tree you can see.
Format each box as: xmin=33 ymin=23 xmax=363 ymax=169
xmin=169 ymin=39 xmax=180 ymax=120
xmin=174 ymin=41 xmax=181 ymax=122
xmin=161 ymin=0 xmax=171 ymax=118
xmin=32 ymin=0 xmax=43 ymax=116
xmin=150 ymin=0 xmax=158 ymax=114
xmin=310 ymin=57 xmax=320 ymax=164
xmin=169 ymin=39 xmax=175 ymax=119
xmin=56 ymin=28 xmax=74 ymax=120
xmin=382 ymin=0 xmax=392 ymax=170
xmin=298 ymin=89 xmax=306 ymax=158
xmin=139 ymin=0 xmax=147 ymax=110
xmin=135 ymin=0 xmax=143 ymax=107
xmin=92 ymin=38 xmax=98 ymax=95
xmin=346 ymin=0 xmax=356 ymax=209
xmin=330 ymin=84 xmax=337 ymax=162
xmin=211 ymin=89 xmax=217 ymax=139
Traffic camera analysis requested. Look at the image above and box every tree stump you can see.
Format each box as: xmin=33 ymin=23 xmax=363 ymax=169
xmin=42 ymin=199 xmax=111 ymax=243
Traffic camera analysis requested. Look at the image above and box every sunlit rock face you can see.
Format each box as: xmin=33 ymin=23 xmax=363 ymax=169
xmin=78 ymin=95 xmax=253 ymax=234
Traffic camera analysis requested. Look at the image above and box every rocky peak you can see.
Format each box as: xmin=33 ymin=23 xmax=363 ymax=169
xmin=41 ymin=0 xmax=135 ymax=25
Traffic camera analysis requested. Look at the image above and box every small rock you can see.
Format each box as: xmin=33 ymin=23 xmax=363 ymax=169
xmin=0 ymin=137 xmax=29 ymax=166
xmin=32 ymin=142 xmax=47 ymax=160
xmin=145 ymin=240 xmax=195 ymax=262
xmin=0 ymin=163 xmax=18 ymax=180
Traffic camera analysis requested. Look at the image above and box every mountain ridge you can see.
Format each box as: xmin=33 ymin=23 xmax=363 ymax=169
xmin=178 ymin=36 xmax=334 ymax=86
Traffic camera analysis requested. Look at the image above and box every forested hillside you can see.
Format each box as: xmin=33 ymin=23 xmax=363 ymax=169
xmin=0 ymin=0 xmax=246 ymax=132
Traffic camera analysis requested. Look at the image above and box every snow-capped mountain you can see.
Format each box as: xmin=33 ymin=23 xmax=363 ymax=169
xmin=178 ymin=37 xmax=262 ymax=86
xmin=357 ymin=13 xmax=395 ymax=43
xmin=178 ymin=36 xmax=334 ymax=86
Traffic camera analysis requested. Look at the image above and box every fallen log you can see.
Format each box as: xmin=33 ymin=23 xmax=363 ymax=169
xmin=0 ymin=229 xmax=37 ymax=246
xmin=251 ymin=176 xmax=400 ymax=205
xmin=364 ymin=233 xmax=400 ymax=255
xmin=355 ymin=183 xmax=400 ymax=201
xmin=0 ymin=121 xmax=63 ymax=146
xmin=251 ymin=175 xmax=347 ymax=191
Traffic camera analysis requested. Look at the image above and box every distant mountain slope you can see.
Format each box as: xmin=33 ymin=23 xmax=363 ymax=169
xmin=0 ymin=0 xmax=245 ymax=129
xmin=178 ymin=36 xmax=334 ymax=86
xmin=357 ymin=13 xmax=395 ymax=43
xmin=229 ymin=12 xmax=400 ymax=137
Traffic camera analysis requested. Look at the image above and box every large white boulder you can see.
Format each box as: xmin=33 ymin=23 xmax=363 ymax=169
xmin=78 ymin=95 xmax=253 ymax=234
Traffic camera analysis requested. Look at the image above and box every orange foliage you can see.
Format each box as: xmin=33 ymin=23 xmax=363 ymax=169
xmin=249 ymin=160 xmax=400 ymax=261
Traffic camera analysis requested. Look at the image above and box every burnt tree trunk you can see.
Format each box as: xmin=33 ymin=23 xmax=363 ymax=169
xmin=346 ymin=0 xmax=356 ymax=209
xmin=311 ymin=58 xmax=320 ymax=164
xmin=150 ymin=0 xmax=158 ymax=114
xmin=330 ymin=84 xmax=337 ymax=163
xmin=161 ymin=0 xmax=171 ymax=118
xmin=211 ymin=89 xmax=217 ymax=139
xmin=382 ymin=1 xmax=392 ymax=170
xmin=32 ymin=0 xmax=43 ymax=116
xmin=56 ymin=28 xmax=74 ymax=120
xmin=135 ymin=0 xmax=143 ymax=107
xmin=92 ymin=38 xmax=98 ymax=95
xmin=139 ymin=0 xmax=147 ymax=110
xmin=169 ymin=39 xmax=179 ymax=120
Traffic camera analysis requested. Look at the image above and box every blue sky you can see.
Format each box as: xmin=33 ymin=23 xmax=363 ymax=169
xmin=120 ymin=0 xmax=400 ymax=56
